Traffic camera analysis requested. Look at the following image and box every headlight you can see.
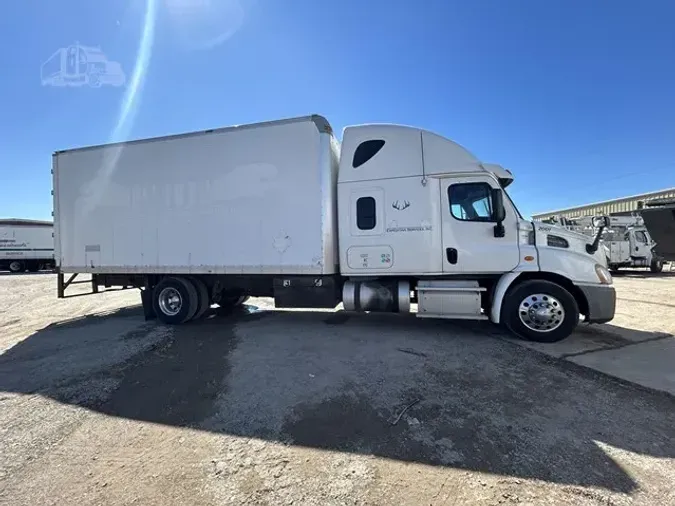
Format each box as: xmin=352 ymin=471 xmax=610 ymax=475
xmin=595 ymin=264 xmax=613 ymax=285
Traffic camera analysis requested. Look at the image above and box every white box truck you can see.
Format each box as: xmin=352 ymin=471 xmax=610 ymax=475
xmin=0 ymin=219 xmax=55 ymax=273
xmin=52 ymin=115 xmax=615 ymax=342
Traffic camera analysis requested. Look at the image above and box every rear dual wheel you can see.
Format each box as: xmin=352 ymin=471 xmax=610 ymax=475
xmin=152 ymin=276 xmax=211 ymax=324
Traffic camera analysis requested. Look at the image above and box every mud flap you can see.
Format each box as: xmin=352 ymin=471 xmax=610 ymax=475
xmin=141 ymin=288 xmax=156 ymax=321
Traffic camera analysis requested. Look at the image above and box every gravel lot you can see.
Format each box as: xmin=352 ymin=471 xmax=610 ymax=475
xmin=1 ymin=272 xmax=674 ymax=505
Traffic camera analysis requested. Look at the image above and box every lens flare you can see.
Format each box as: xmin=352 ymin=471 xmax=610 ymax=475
xmin=165 ymin=0 xmax=245 ymax=50
xmin=79 ymin=0 xmax=158 ymax=218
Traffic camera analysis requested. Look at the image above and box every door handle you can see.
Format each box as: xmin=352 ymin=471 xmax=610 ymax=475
xmin=446 ymin=248 xmax=458 ymax=264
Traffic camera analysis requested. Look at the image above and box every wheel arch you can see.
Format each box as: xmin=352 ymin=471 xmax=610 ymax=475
xmin=490 ymin=271 xmax=589 ymax=324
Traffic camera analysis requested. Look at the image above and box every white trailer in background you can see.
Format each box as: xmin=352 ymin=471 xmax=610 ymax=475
xmin=0 ymin=219 xmax=55 ymax=273
xmin=52 ymin=115 xmax=616 ymax=343
xmin=550 ymin=215 xmax=664 ymax=272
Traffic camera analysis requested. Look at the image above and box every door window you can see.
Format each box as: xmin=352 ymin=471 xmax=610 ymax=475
xmin=635 ymin=231 xmax=648 ymax=243
xmin=448 ymin=183 xmax=494 ymax=222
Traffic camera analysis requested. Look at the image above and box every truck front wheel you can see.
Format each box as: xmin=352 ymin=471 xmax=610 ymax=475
xmin=152 ymin=277 xmax=199 ymax=324
xmin=502 ymin=280 xmax=579 ymax=343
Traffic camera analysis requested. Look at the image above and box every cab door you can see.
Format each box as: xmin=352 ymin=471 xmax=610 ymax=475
xmin=631 ymin=230 xmax=651 ymax=258
xmin=440 ymin=176 xmax=520 ymax=273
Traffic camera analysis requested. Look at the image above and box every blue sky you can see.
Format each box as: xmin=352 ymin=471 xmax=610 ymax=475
xmin=1 ymin=0 xmax=674 ymax=219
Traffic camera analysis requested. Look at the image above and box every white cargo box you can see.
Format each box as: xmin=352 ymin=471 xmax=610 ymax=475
xmin=0 ymin=220 xmax=54 ymax=261
xmin=53 ymin=116 xmax=339 ymax=275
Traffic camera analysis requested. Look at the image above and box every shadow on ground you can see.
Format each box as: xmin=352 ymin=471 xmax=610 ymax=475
xmin=1 ymin=305 xmax=674 ymax=494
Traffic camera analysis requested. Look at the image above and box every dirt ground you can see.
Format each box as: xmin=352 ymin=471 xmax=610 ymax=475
xmin=1 ymin=272 xmax=674 ymax=505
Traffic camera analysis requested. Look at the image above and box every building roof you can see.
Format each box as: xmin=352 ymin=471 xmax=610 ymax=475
xmin=532 ymin=187 xmax=675 ymax=218
xmin=0 ymin=219 xmax=53 ymax=227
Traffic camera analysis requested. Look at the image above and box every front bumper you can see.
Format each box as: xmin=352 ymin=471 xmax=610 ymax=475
xmin=577 ymin=284 xmax=616 ymax=324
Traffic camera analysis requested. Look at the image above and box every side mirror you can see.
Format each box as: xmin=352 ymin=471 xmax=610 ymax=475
xmin=586 ymin=216 xmax=609 ymax=254
xmin=491 ymin=188 xmax=506 ymax=222
xmin=491 ymin=188 xmax=506 ymax=238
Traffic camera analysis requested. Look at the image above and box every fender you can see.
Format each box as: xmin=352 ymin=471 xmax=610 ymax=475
xmin=490 ymin=272 xmax=521 ymax=324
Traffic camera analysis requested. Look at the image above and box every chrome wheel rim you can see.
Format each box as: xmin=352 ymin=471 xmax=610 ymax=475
xmin=9 ymin=261 xmax=22 ymax=272
xmin=158 ymin=287 xmax=182 ymax=316
xmin=518 ymin=293 xmax=565 ymax=333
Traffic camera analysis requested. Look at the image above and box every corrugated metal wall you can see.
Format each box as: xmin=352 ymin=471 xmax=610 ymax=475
xmin=533 ymin=188 xmax=675 ymax=221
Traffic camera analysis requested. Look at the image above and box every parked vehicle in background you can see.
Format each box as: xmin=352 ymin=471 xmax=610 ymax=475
xmin=0 ymin=219 xmax=55 ymax=273
xmin=640 ymin=200 xmax=675 ymax=266
xmin=549 ymin=214 xmax=664 ymax=272
xmin=52 ymin=115 xmax=616 ymax=343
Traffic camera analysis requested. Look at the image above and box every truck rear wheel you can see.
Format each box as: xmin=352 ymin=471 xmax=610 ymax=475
xmin=152 ymin=277 xmax=199 ymax=324
xmin=502 ymin=280 xmax=579 ymax=343
xmin=216 ymin=294 xmax=249 ymax=313
xmin=188 ymin=276 xmax=211 ymax=320
xmin=9 ymin=261 xmax=25 ymax=273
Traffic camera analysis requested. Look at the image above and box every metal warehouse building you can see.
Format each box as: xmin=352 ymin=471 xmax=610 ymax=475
xmin=532 ymin=187 xmax=675 ymax=221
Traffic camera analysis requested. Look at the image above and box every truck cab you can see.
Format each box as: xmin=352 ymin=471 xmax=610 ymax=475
xmin=337 ymin=124 xmax=615 ymax=341
xmin=605 ymin=226 xmax=662 ymax=272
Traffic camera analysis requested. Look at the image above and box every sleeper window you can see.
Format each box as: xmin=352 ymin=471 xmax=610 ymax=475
xmin=356 ymin=197 xmax=376 ymax=230
xmin=352 ymin=140 xmax=385 ymax=168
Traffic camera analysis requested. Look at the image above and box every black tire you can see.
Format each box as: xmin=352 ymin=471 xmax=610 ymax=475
xmin=27 ymin=262 xmax=40 ymax=273
xmin=215 ymin=294 xmax=250 ymax=315
xmin=650 ymin=259 xmax=664 ymax=273
xmin=218 ymin=293 xmax=249 ymax=308
xmin=188 ymin=276 xmax=211 ymax=320
xmin=233 ymin=295 xmax=249 ymax=307
xmin=502 ymin=280 xmax=579 ymax=343
xmin=152 ymin=277 xmax=199 ymax=324
xmin=8 ymin=261 xmax=25 ymax=273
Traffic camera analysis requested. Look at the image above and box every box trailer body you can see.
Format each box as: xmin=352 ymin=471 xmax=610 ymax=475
xmin=0 ymin=219 xmax=55 ymax=273
xmin=54 ymin=117 xmax=338 ymax=275
xmin=53 ymin=115 xmax=616 ymax=343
